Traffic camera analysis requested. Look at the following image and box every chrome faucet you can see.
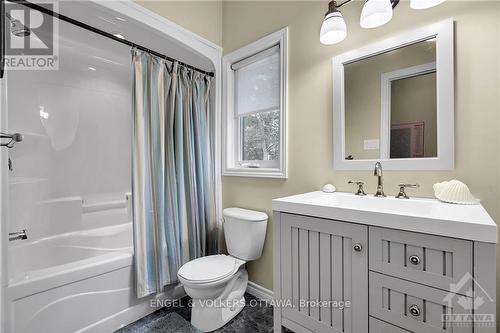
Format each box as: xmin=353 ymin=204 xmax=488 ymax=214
xmin=9 ymin=229 xmax=27 ymax=241
xmin=373 ymin=162 xmax=386 ymax=197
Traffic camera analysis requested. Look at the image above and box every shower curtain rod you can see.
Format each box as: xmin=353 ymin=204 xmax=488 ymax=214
xmin=5 ymin=0 xmax=215 ymax=77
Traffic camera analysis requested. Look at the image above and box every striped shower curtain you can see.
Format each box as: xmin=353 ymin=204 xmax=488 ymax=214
xmin=131 ymin=49 xmax=218 ymax=298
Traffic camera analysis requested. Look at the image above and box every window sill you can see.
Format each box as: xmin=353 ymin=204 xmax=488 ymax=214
xmin=223 ymin=167 xmax=287 ymax=179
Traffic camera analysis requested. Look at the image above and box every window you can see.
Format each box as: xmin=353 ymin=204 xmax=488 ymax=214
xmin=223 ymin=28 xmax=288 ymax=178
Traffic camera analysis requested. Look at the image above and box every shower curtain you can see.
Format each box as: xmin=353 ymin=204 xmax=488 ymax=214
xmin=131 ymin=49 xmax=218 ymax=298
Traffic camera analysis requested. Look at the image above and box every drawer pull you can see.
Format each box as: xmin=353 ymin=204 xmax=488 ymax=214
xmin=353 ymin=243 xmax=363 ymax=252
xmin=409 ymin=304 xmax=421 ymax=317
xmin=409 ymin=255 xmax=420 ymax=265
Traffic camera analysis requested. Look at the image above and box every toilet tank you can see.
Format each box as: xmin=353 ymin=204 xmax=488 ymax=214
xmin=223 ymin=208 xmax=268 ymax=261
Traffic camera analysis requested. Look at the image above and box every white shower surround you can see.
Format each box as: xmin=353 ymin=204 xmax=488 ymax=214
xmin=0 ymin=1 xmax=222 ymax=332
xmin=7 ymin=211 xmax=132 ymax=332
xmin=6 ymin=192 xmax=183 ymax=332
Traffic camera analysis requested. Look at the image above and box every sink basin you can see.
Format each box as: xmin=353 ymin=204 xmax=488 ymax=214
xmin=301 ymin=191 xmax=435 ymax=215
xmin=272 ymin=191 xmax=497 ymax=243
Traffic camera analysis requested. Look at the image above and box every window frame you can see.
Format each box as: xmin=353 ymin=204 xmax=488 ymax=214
xmin=222 ymin=27 xmax=288 ymax=178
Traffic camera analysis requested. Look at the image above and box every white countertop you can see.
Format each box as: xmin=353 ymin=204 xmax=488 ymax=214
xmin=272 ymin=191 xmax=498 ymax=243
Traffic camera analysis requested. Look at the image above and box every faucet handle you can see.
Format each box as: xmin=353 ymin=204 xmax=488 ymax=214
xmin=399 ymin=183 xmax=419 ymax=188
xmin=8 ymin=229 xmax=27 ymax=241
xmin=348 ymin=181 xmax=366 ymax=196
xmin=396 ymin=183 xmax=420 ymax=199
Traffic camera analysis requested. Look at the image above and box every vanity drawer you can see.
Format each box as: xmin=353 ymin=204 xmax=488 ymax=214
xmin=370 ymin=317 xmax=412 ymax=333
xmin=369 ymin=227 xmax=473 ymax=293
xmin=369 ymin=272 xmax=473 ymax=333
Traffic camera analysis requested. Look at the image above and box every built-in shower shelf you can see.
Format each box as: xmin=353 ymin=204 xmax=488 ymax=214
xmin=9 ymin=177 xmax=48 ymax=185
xmin=82 ymin=198 xmax=128 ymax=214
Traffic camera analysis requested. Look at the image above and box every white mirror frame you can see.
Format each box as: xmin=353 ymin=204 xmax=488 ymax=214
xmin=333 ymin=19 xmax=454 ymax=170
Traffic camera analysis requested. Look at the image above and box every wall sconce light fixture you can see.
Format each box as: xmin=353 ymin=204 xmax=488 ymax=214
xmin=320 ymin=0 xmax=445 ymax=45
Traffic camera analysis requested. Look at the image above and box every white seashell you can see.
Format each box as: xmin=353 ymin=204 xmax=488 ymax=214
xmin=322 ymin=184 xmax=336 ymax=193
xmin=433 ymin=180 xmax=479 ymax=205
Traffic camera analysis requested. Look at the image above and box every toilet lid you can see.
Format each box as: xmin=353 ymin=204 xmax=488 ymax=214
xmin=223 ymin=207 xmax=268 ymax=222
xmin=178 ymin=255 xmax=237 ymax=283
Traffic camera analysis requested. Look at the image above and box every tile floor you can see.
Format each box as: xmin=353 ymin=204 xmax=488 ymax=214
xmin=116 ymin=293 xmax=274 ymax=333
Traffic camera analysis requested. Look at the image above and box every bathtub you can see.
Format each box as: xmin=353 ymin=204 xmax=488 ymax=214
xmin=5 ymin=197 xmax=184 ymax=333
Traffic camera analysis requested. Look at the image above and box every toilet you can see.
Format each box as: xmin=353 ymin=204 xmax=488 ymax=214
xmin=177 ymin=207 xmax=268 ymax=332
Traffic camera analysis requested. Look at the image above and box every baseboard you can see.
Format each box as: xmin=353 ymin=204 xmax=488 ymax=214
xmin=246 ymin=281 xmax=274 ymax=301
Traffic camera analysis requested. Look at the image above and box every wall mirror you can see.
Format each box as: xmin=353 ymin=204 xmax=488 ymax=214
xmin=333 ymin=19 xmax=454 ymax=170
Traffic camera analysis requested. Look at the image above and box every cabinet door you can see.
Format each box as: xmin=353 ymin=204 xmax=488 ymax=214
xmin=280 ymin=213 xmax=368 ymax=333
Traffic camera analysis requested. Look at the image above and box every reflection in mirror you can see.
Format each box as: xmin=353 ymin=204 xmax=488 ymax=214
xmin=344 ymin=38 xmax=436 ymax=160
xmin=390 ymin=71 xmax=437 ymax=158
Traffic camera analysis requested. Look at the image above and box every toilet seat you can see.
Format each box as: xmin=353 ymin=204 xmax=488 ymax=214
xmin=178 ymin=255 xmax=244 ymax=284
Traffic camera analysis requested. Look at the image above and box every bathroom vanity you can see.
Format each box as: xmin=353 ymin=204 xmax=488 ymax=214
xmin=272 ymin=191 xmax=497 ymax=333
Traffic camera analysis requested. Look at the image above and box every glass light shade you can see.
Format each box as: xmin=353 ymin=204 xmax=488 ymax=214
xmin=360 ymin=0 xmax=393 ymax=29
xmin=320 ymin=12 xmax=347 ymax=45
xmin=410 ymin=0 xmax=446 ymax=9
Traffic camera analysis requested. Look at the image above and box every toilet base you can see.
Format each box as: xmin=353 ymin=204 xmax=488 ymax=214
xmin=191 ymin=295 xmax=245 ymax=332
xmin=189 ymin=268 xmax=248 ymax=332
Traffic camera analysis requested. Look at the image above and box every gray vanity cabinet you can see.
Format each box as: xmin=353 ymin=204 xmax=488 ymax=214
xmin=273 ymin=211 xmax=496 ymax=333
xmin=277 ymin=213 xmax=368 ymax=333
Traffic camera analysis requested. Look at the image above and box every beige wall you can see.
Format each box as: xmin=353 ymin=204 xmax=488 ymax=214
xmin=134 ymin=0 xmax=222 ymax=46
xmin=138 ymin=0 xmax=500 ymax=303
xmin=222 ymin=1 xmax=500 ymax=291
